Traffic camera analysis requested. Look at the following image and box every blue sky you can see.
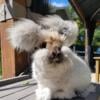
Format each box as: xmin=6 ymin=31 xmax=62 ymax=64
xmin=50 ymin=0 xmax=69 ymax=7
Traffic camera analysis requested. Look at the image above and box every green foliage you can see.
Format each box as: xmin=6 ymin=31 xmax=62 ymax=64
xmin=93 ymin=27 xmax=100 ymax=46
xmin=66 ymin=4 xmax=100 ymax=46
xmin=66 ymin=5 xmax=78 ymax=20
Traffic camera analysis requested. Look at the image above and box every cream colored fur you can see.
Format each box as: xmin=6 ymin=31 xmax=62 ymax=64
xmin=32 ymin=46 xmax=91 ymax=100
xmin=39 ymin=15 xmax=78 ymax=46
xmin=7 ymin=15 xmax=91 ymax=100
xmin=7 ymin=15 xmax=78 ymax=52
xmin=7 ymin=18 xmax=42 ymax=52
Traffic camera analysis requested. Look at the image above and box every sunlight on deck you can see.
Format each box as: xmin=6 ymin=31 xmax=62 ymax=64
xmin=91 ymin=73 xmax=100 ymax=84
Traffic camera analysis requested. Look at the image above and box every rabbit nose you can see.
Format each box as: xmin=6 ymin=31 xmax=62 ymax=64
xmin=52 ymin=50 xmax=62 ymax=58
xmin=48 ymin=47 xmax=63 ymax=63
xmin=52 ymin=47 xmax=61 ymax=57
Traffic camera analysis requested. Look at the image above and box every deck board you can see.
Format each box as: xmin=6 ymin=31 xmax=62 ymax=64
xmin=0 ymin=79 xmax=34 ymax=96
xmin=0 ymin=79 xmax=36 ymax=100
xmin=1 ymin=86 xmax=36 ymax=100
xmin=0 ymin=79 xmax=100 ymax=100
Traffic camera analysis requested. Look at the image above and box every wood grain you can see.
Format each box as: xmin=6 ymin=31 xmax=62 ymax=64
xmin=0 ymin=19 xmax=16 ymax=79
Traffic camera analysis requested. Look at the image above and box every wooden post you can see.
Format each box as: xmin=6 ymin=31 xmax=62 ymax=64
xmin=0 ymin=0 xmax=4 ymax=4
xmin=0 ymin=0 xmax=31 ymax=79
xmin=85 ymin=21 xmax=95 ymax=70
xmin=94 ymin=57 xmax=100 ymax=83
xmin=0 ymin=20 xmax=30 ymax=79
xmin=0 ymin=0 xmax=16 ymax=79
xmin=85 ymin=26 xmax=89 ymax=64
xmin=95 ymin=59 xmax=100 ymax=83
xmin=0 ymin=20 xmax=16 ymax=79
xmin=14 ymin=0 xmax=31 ymax=76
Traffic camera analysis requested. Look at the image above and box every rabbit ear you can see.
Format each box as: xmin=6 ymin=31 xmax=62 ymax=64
xmin=39 ymin=15 xmax=63 ymax=29
xmin=27 ymin=11 xmax=44 ymax=23
xmin=39 ymin=15 xmax=79 ymax=46
xmin=63 ymin=21 xmax=79 ymax=46
xmin=7 ymin=18 xmax=42 ymax=52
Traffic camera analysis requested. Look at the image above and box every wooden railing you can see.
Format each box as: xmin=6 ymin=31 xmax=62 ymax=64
xmin=94 ymin=57 xmax=100 ymax=83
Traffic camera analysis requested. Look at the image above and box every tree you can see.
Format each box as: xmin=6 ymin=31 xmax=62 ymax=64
xmin=66 ymin=5 xmax=100 ymax=47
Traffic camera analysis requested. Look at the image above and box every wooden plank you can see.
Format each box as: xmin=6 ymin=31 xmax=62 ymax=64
xmin=0 ymin=75 xmax=31 ymax=87
xmin=0 ymin=79 xmax=36 ymax=99
xmin=0 ymin=84 xmax=30 ymax=98
xmin=94 ymin=57 xmax=100 ymax=83
xmin=0 ymin=19 xmax=16 ymax=79
xmin=0 ymin=0 xmax=30 ymax=78
xmin=0 ymin=19 xmax=30 ymax=79
xmin=0 ymin=0 xmax=4 ymax=4
xmin=95 ymin=60 xmax=100 ymax=83
xmin=0 ymin=80 xmax=100 ymax=100
xmin=0 ymin=79 xmax=33 ymax=91
xmin=0 ymin=83 xmax=36 ymax=100
xmin=94 ymin=57 xmax=100 ymax=60
xmin=21 ymin=92 xmax=36 ymax=100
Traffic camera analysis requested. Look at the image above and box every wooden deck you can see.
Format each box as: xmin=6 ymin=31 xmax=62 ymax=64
xmin=0 ymin=79 xmax=100 ymax=100
xmin=0 ymin=79 xmax=37 ymax=100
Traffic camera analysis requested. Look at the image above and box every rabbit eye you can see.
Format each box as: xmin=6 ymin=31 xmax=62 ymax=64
xmin=59 ymin=30 xmax=64 ymax=35
xmin=40 ymin=42 xmax=47 ymax=48
xmin=41 ymin=25 xmax=49 ymax=29
xmin=59 ymin=27 xmax=68 ymax=35
xmin=63 ymin=27 xmax=68 ymax=30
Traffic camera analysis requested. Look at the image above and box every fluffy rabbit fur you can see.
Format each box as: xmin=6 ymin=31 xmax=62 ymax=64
xmin=32 ymin=45 xmax=91 ymax=100
xmin=7 ymin=15 xmax=78 ymax=52
xmin=7 ymin=15 xmax=91 ymax=100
